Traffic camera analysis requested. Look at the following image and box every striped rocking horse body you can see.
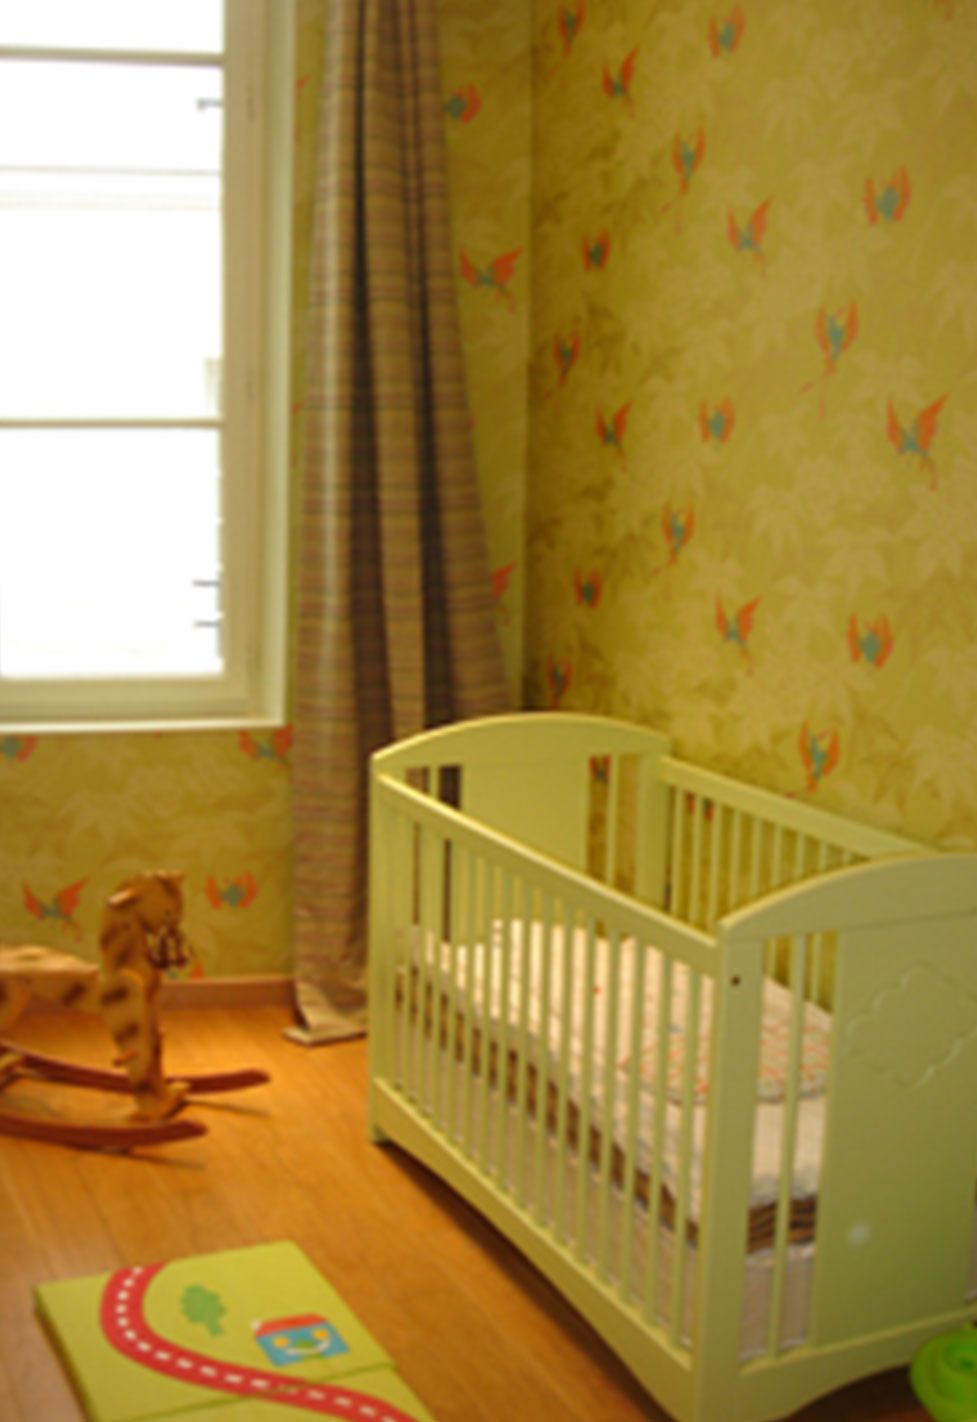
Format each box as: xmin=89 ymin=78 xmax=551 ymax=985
xmin=0 ymin=871 xmax=190 ymax=1122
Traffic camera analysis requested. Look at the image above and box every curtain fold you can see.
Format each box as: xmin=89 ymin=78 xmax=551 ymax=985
xmin=289 ymin=0 xmax=510 ymax=1045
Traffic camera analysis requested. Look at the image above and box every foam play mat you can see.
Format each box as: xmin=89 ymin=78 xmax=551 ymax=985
xmin=35 ymin=1240 xmax=436 ymax=1421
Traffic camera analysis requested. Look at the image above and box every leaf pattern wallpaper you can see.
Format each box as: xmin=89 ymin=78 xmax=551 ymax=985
xmin=1 ymin=0 xmax=973 ymax=982
xmin=525 ymin=0 xmax=977 ymax=851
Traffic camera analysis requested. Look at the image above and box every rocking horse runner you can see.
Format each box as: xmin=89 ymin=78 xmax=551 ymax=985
xmin=0 ymin=871 xmax=268 ymax=1149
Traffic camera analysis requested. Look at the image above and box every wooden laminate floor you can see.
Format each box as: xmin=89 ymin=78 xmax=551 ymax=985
xmin=0 ymin=1006 xmax=929 ymax=1421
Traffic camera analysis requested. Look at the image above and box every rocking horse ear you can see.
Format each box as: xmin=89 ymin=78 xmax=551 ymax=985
xmin=109 ymin=887 xmax=140 ymax=909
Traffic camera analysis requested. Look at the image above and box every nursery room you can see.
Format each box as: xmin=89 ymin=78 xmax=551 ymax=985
xmin=1 ymin=1 xmax=976 ymax=1421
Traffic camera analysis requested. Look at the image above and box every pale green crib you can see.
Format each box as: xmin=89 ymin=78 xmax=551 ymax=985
xmin=367 ymin=713 xmax=977 ymax=1422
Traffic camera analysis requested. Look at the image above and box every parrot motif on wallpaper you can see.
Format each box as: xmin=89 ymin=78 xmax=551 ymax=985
xmin=205 ymin=873 xmax=259 ymax=910
xmin=491 ymin=562 xmax=517 ymax=623
xmin=557 ymin=1 xmax=585 ymax=56
xmin=727 ymin=198 xmax=772 ymax=271
xmin=665 ymin=130 xmax=705 ymax=207
xmin=444 ymin=84 xmax=481 ymax=123
xmin=459 ymin=248 xmax=521 ymax=309
xmin=23 ymin=879 xmax=86 ymax=939
xmin=799 ymin=725 xmax=840 ymax=792
xmin=848 ymin=615 xmax=893 ymax=668
xmin=886 ymin=394 xmax=947 ymax=490
xmin=590 ymin=755 xmax=610 ymax=784
xmin=708 ymin=7 xmax=745 ymax=56
xmin=602 ymin=49 xmax=637 ymax=107
xmin=546 ymin=656 xmax=573 ymax=707
xmin=864 ymin=168 xmax=910 ymax=224
xmin=596 ymin=402 xmax=631 ymax=457
xmin=0 ymin=735 xmax=36 ymax=761
xmin=651 ymin=505 xmax=695 ymax=574
xmin=553 ymin=332 xmax=582 ymax=385
xmin=699 ymin=398 xmax=735 ymax=443
xmin=716 ymin=596 xmax=760 ymax=668
xmin=239 ymin=727 xmax=293 ymax=768
xmin=582 ymin=231 xmax=611 ymax=270
xmin=574 ymin=569 xmax=603 ymax=607
xmin=800 ymin=304 xmax=858 ymax=415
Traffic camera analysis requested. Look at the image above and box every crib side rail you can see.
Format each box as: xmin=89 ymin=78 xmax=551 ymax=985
xmin=692 ymin=853 xmax=977 ymax=1414
xmin=656 ymin=756 xmax=921 ymax=934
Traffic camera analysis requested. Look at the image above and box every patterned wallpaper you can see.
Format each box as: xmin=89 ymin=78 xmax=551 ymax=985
xmin=3 ymin=1 xmax=973 ymax=982
xmin=524 ymin=0 xmax=977 ymax=851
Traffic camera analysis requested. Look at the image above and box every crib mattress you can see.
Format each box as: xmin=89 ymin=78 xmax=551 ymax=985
xmin=400 ymin=921 xmax=831 ymax=1251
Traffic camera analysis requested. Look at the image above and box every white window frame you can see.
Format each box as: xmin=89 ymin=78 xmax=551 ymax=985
xmin=0 ymin=0 xmax=293 ymax=733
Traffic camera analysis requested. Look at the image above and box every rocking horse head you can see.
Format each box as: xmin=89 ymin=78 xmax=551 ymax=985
xmin=106 ymin=871 xmax=189 ymax=973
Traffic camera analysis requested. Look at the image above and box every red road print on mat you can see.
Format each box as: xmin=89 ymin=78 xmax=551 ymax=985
xmin=100 ymin=1264 xmax=423 ymax=1420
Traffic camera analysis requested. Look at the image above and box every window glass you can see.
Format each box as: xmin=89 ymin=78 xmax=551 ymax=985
xmin=0 ymin=429 xmax=222 ymax=678
xmin=0 ymin=2 xmax=223 ymax=54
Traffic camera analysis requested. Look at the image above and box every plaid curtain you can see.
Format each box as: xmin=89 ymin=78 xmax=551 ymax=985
xmin=290 ymin=0 xmax=510 ymax=1044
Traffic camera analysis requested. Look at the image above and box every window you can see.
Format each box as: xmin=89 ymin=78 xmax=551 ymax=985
xmin=0 ymin=0 xmax=293 ymax=730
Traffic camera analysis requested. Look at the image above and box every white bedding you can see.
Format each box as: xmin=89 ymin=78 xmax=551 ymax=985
xmin=416 ymin=920 xmax=833 ymax=1218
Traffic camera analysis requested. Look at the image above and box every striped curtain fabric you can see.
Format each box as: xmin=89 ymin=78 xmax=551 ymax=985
xmin=290 ymin=0 xmax=510 ymax=1044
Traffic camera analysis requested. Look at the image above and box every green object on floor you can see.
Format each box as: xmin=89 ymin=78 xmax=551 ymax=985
xmin=911 ymin=1329 xmax=977 ymax=1422
xmin=35 ymin=1240 xmax=436 ymax=1422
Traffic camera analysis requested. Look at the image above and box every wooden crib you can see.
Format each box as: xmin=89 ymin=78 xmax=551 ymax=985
xmin=366 ymin=713 xmax=977 ymax=1422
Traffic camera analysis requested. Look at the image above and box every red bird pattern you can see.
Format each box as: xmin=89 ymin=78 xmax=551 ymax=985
xmin=801 ymin=303 xmax=858 ymax=415
xmin=887 ymin=394 xmax=947 ymax=490
xmin=557 ymin=0 xmax=586 ymax=56
xmin=699 ymin=398 xmax=735 ymax=443
xmin=716 ymin=596 xmax=760 ymax=668
xmin=553 ymin=331 xmax=582 ymax=385
xmin=602 ymin=49 xmax=637 ymax=107
xmin=848 ymin=615 xmax=893 ymax=668
xmin=444 ymin=84 xmax=481 ymax=123
xmin=0 ymin=735 xmax=36 ymax=762
xmin=664 ymin=506 xmax=695 ymax=562
xmin=582 ymin=231 xmax=611 ymax=270
xmin=864 ymin=168 xmax=910 ymax=224
xmin=799 ymin=725 xmax=840 ymax=792
xmin=23 ymin=879 xmax=86 ymax=939
xmin=459 ymin=248 xmax=521 ymax=308
xmin=546 ymin=656 xmax=573 ymax=707
xmin=205 ymin=873 xmax=259 ymax=910
xmin=728 ymin=198 xmax=772 ymax=271
xmin=596 ymin=402 xmax=631 ymax=456
xmin=239 ymin=727 xmax=293 ymax=768
xmin=491 ymin=562 xmax=517 ymax=623
xmin=708 ymin=7 xmax=745 ymax=56
xmin=574 ymin=569 xmax=603 ymax=607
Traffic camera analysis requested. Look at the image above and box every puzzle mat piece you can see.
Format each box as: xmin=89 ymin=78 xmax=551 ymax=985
xmin=36 ymin=1241 xmax=410 ymax=1422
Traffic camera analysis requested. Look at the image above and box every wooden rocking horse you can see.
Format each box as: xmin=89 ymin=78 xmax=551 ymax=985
xmin=0 ymin=871 xmax=268 ymax=1149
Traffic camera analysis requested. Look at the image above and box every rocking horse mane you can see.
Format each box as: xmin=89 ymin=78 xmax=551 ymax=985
xmin=101 ymin=871 xmax=188 ymax=974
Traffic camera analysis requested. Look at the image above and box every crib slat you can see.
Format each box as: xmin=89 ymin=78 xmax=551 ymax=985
xmin=574 ymin=920 xmax=598 ymax=1262
xmin=669 ymin=788 xmax=685 ymax=917
xmin=689 ymin=797 xmax=704 ymax=927
xmin=553 ymin=904 xmax=575 ymax=1241
xmin=445 ymin=840 xmax=462 ymax=1139
xmin=619 ymin=937 xmax=647 ymax=1302
xmin=460 ymin=850 xmax=479 ymax=1157
xmin=670 ymin=967 xmax=702 ymax=1346
xmin=478 ymin=866 xmax=496 ymax=1170
xmin=706 ymin=805 xmax=723 ymax=930
xmin=766 ymin=934 xmax=807 ymax=1356
xmin=513 ymin=882 xmax=533 ymax=1203
xmin=642 ymin=951 xmax=673 ymax=1325
xmin=597 ymin=927 xmax=623 ymax=1278
xmin=729 ymin=808 xmax=743 ymax=914
xmin=427 ymin=832 xmax=446 ymax=1126
xmin=495 ymin=870 xmax=515 ymax=1187
xmin=606 ymin=756 xmax=621 ymax=887
xmin=532 ymin=894 xmax=555 ymax=1221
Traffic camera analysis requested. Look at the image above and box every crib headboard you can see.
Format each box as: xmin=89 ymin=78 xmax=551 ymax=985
xmin=371 ymin=712 xmax=672 ymax=883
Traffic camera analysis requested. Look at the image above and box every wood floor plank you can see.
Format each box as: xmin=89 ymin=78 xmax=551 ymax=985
xmin=0 ymin=1005 xmax=929 ymax=1422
